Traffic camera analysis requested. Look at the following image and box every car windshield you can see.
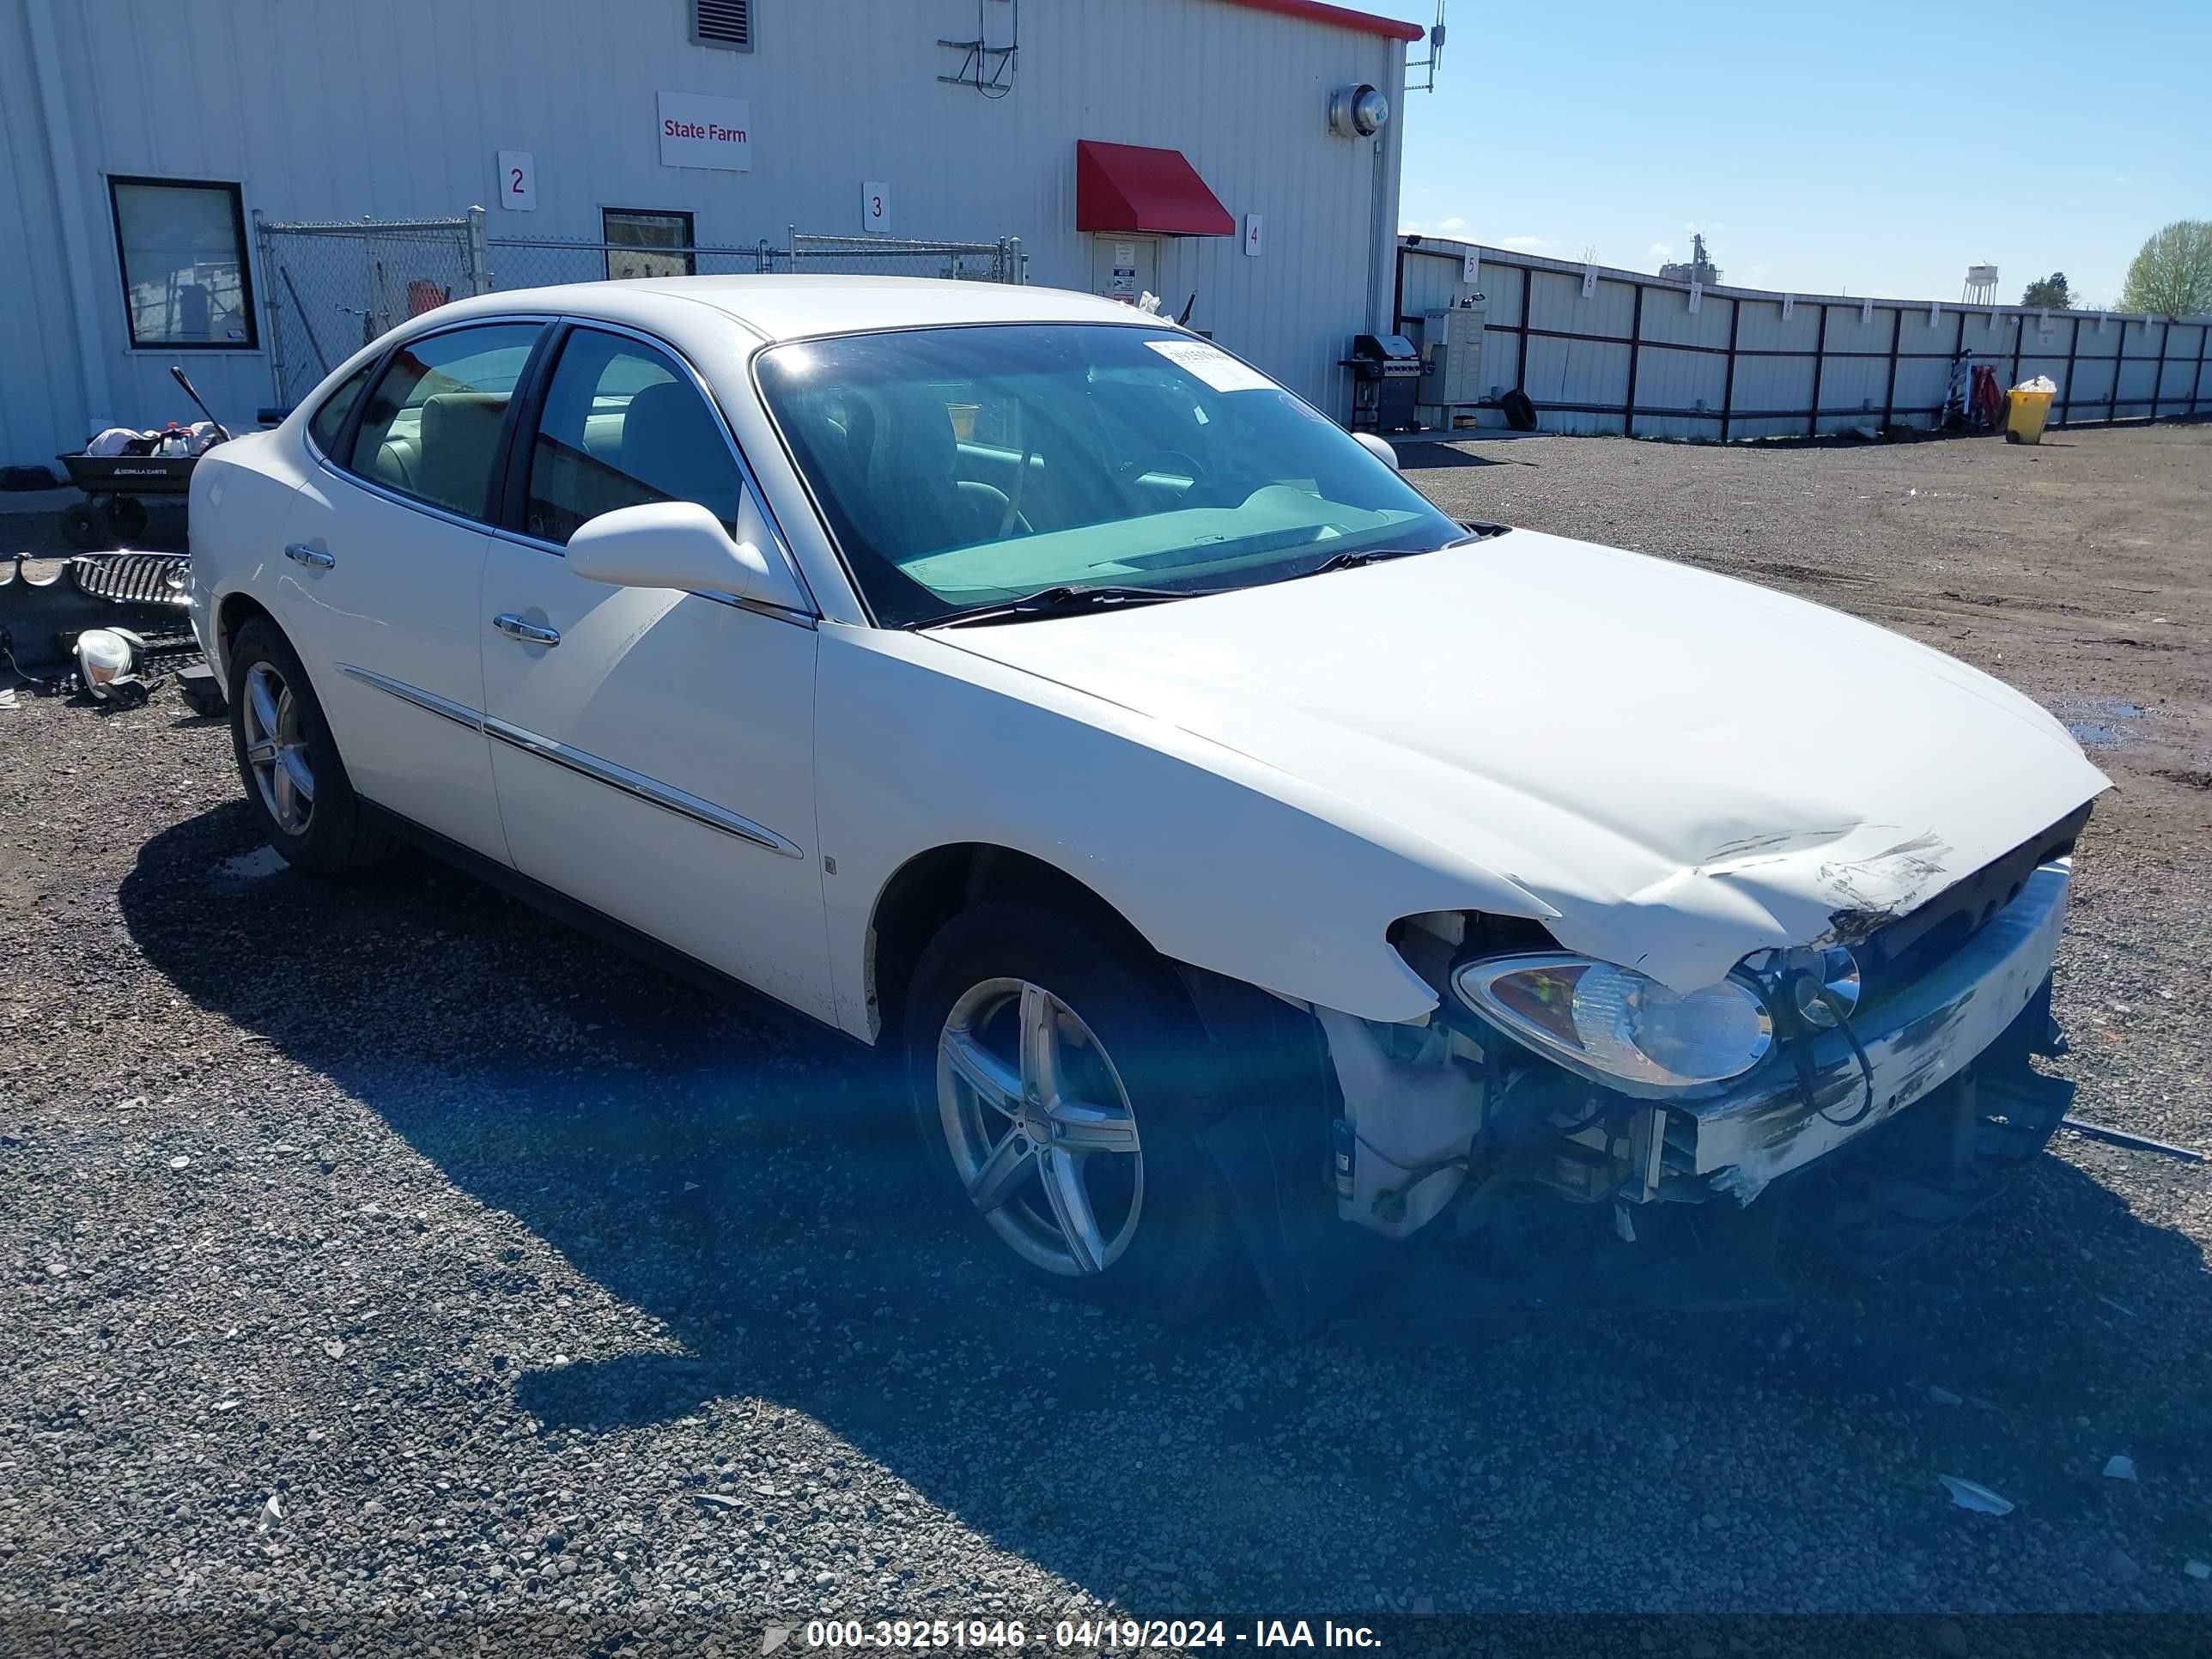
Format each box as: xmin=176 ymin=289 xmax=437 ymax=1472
xmin=754 ymin=323 xmax=1469 ymax=627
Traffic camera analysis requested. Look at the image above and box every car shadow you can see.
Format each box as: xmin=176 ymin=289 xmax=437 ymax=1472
xmin=1392 ymin=441 xmax=1528 ymax=470
xmin=118 ymin=803 xmax=2212 ymax=1611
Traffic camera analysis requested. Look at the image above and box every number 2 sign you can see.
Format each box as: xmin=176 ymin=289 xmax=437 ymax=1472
xmin=861 ymin=180 xmax=891 ymax=236
xmin=497 ymin=150 xmax=537 ymax=212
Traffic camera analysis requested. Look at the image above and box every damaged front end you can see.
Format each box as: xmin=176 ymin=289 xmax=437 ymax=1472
xmin=1195 ymin=806 xmax=2091 ymax=1335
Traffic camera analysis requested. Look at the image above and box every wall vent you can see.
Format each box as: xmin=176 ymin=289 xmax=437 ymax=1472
xmin=693 ymin=0 xmax=752 ymax=51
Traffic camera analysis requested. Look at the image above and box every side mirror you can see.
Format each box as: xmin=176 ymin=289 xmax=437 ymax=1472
xmin=1351 ymin=430 xmax=1401 ymax=471
xmin=565 ymin=501 xmax=809 ymax=611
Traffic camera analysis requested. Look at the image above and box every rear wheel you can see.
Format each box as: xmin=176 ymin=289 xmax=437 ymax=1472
xmin=59 ymin=501 xmax=102 ymax=549
xmin=904 ymin=901 xmax=1242 ymax=1322
xmin=226 ymin=618 xmax=392 ymax=873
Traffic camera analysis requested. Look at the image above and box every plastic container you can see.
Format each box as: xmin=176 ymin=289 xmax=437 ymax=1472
xmin=2006 ymin=378 xmax=2056 ymax=445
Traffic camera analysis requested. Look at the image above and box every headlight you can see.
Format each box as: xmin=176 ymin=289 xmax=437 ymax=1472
xmin=1453 ymin=952 xmax=1773 ymax=1094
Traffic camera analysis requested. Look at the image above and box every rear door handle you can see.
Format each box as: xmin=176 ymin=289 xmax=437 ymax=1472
xmin=493 ymin=613 xmax=561 ymax=647
xmin=283 ymin=542 xmax=336 ymax=568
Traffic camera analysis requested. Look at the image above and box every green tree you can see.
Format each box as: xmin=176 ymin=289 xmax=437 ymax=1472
xmin=2020 ymin=271 xmax=2073 ymax=309
xmin=2118 ymin=221 xmax=2212 ymax=316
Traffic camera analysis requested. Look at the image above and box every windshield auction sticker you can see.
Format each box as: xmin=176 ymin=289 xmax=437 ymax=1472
xmin=1145 ymin=338 xmax=1274 ymax=394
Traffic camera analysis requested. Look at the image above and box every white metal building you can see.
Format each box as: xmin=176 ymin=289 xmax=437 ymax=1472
xmin=0 ymin=0 xmax=1419 ymax=471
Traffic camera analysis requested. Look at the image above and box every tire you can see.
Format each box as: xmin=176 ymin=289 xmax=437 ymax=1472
xmin=226 ymin=618 xmax=393 ymax=874
xmin=106 ymin=495 xmax=149 ymax=543
xmin=1500 ymin=388 xmax=1539 ymax=432
xmin=903 ymin=901 xmax=1243 ymax=1322
xmin=59 ymin=501 xmax=102 ymax=549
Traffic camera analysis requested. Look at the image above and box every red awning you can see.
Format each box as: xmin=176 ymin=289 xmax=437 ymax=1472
xmin=1075 ymin=141 xmax=1236 ymax=238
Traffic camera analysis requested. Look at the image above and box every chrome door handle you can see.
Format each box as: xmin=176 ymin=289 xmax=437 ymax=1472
xmin=283 ymin=542 xmax=336 ymax=568
xmin=492 ymin=613 xmax=561 ymax=646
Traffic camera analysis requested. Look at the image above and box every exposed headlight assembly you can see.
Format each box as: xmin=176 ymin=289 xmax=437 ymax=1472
xmin=1453 ymin=953 xmax=1774 ymax=1096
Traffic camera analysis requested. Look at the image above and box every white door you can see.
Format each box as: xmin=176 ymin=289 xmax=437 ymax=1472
xmin=1090 ymin=235 xmax=1158 ymax=306
xmin=477 ymin=326 xmax=834 ymax=1022
xmin=276 ymin=321 xmax=545 ymax=861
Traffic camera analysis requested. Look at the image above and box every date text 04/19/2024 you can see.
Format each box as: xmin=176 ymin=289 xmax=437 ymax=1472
xmin=798 ymin=1620 xmax=1382 ymax=1650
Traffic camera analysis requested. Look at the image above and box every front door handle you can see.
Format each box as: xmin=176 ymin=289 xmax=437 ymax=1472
xmin=283 ymin=542 xmax=336 ymax=568
xmin=493 ymin=613 xmax=561 ymax=647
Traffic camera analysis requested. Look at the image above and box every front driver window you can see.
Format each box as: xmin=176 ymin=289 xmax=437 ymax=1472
xmin=523 ymin=329 xmax=743 ymax=545
xmin=347 ymin=323 xmax=543 ymax=520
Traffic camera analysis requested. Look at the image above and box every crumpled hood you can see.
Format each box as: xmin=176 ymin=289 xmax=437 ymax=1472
xmin=929 ymin=529 xmax=2110 ymax=992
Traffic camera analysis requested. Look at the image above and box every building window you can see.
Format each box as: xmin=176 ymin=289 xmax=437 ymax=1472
xmin=108 ymin=177 xmax=257 ymax=349
xmin=604 ymin=209 xmax=697 ymax=281
xmin=692 ymin=0 xmax=752 ymax=50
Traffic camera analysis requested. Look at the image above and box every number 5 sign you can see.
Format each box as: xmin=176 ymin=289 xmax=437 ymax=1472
xmin=496 ymin=150 xmax=537 ymax=211
xmin=861 ymin=180 xmax=892 ymax=236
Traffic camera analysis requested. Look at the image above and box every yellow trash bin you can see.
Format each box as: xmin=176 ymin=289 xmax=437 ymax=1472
xmin=2006 ymin=377 xmax=2056 ymax=445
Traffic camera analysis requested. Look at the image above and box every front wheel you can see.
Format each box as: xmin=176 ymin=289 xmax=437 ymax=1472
xmin=903 ymin=902 xmax=1243 ymax=1322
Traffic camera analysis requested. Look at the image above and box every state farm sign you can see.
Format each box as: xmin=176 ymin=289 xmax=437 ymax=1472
xmin=658 ymin=91 xmax=751 ymax=172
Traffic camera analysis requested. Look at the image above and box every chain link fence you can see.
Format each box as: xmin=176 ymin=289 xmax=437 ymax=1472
xmin=481 ymin=229 xmax=1026 ymax=290
xmin=253 ymin=210 xmax=488 ymax=407
xmin=254 ymin=214 xmax=1025 ymax=408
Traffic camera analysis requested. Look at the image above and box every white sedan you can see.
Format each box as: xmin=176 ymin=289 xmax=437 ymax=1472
xmin=190 ymin=277 xmax=2108 ymax=1324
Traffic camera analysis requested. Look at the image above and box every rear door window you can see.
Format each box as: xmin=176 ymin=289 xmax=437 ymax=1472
xmin=346 ymin=323 xmax=543 ymax=520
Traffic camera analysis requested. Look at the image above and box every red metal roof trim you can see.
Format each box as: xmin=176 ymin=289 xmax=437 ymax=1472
xmin=1212 ymin=0 xmax=1425 ymax=43
xmin=1076 ymin=141 xmax=1237 ymax=238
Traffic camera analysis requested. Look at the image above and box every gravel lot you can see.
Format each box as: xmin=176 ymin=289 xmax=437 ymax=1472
xmin=3 ymin=423 xmax=2209 ymax=1642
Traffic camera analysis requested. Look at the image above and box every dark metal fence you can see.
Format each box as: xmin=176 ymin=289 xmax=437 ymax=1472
xmin=1396 ymin=239 xmax=2212 ymax=441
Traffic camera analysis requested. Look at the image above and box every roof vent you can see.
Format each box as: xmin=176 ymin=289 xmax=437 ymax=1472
xmin=693 ymin=0 xmax=752 ymax=51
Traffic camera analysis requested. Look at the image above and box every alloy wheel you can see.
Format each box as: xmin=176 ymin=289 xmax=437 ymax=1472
xmin=936 ymin=977 xmax=1144 ymax=1276
xmin=241 ymin=662 xmax=315 ymax=836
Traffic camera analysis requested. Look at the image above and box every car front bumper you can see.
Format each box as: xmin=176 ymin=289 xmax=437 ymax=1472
xmin=1668 ymin=859 xmax=2074 ymax=1201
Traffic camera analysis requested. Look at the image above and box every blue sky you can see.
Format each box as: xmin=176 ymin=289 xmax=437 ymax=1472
xmin=1364 ymin=0 xmax=2209 ymax=306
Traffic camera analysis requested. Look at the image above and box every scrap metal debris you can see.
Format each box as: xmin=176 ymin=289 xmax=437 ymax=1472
xmin=2061 ymin=1116 xmax=2209 ymax=1163
xmin=1938 ymin=1474 xmax=2015 ymax=1516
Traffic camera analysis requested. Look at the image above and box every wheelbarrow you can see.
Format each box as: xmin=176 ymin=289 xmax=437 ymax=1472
xmin=52 ymin=366 xmax=230 ymax=548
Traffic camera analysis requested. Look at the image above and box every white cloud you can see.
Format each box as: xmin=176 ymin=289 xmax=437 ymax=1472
xmin=1439 ymin=216 xmax=1469 ymax=234
xmin=1648 ymin=242 xmax=1674 ymax=263
xmin=1498 ymin=234 xmax=1553 ymax=252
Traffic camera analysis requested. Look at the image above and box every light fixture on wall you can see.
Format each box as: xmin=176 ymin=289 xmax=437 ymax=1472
xmin=1328 ymin=84 xmax=1390 ymax=138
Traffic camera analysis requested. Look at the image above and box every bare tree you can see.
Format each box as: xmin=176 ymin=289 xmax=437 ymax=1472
xmin=2118 ymin=221 xmax=2212 ymax=316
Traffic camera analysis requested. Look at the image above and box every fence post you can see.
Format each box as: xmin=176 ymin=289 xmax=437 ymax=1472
xmin=2060 ymin=313 xmax=2081 ymax=426
xmin=1881 ymin=307 xmax=1901 ymax=429
xmin=2149 ymin=320 xmax=2169 ymax=422
xmin=1622 ymin=283 xmax=1644 ymax=437
xmin=2109 ymin=319 xmax=2126 ymax=423
xmin=1808 ymin=304 xmax=1829 ymax=437
xmin=2194 ymin=321 xmax=2207 ymax=416
xmin=465 ymin=206 xmax=491 ymax=295
xmin=1515 ymin=264 xmax=1532 ymax=399
xmin=253 ymin=209 xmax=288 ymax=408
xmin=1719 ymin=297 xmax=1741 ymax=443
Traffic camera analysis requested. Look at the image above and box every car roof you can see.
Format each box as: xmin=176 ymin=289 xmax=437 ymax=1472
xmin=426 ymin=275 xmax=1157 ymax=343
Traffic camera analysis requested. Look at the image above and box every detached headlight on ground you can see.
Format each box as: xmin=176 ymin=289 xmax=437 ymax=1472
xmin=1454 ymin=953 xmax=1774 ymax=1093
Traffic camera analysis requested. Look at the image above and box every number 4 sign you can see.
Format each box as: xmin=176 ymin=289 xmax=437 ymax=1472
xmin=497 ymin=150 xmax=537 ymax=211
xmin=862 ymin=180 xmax=892 ymax=236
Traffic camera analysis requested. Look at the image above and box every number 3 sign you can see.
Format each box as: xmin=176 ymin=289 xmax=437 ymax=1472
xmin=497 ymin=150 xmax=538 ymax=212
xmin=861 ymin=180 xmax=891 ymax=236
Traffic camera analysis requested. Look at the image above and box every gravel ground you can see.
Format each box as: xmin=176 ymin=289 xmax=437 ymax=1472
xmin=3 ymin=424 xmax=2210 ymax=1643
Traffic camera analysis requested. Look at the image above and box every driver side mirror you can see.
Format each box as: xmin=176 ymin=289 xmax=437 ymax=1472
xmin=1351 ymin=430 xmax=1401 ymax=471
xmin=565 ymin=501 xmax=809 ymax=611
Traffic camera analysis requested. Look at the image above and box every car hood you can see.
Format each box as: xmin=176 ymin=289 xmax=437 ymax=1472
xmin=927 ymin=529 xmax=2110 ymax=993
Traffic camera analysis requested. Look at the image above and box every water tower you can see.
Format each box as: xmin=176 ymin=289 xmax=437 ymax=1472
xmin=1962 ymin=264 xmax=1999 ymax=304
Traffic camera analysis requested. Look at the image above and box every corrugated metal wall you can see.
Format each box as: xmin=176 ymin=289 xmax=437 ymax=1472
xmin=1398 ymin=238 xmax=2212 ymax=440
xmin=0 ymin=0 xmax=1404 ymax=465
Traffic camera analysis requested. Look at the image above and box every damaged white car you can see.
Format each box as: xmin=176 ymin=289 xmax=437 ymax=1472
xmin=189 ymin=278 xmax=2108 ymax=1328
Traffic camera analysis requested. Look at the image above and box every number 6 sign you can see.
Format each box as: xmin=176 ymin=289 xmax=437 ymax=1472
xmin=497 ymin=150 xmax=537 ymax=212
xmin=861 ymin=180 xmax=891 ymax=236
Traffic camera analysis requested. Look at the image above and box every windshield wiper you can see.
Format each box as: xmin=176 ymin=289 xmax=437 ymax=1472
xmin=929 ymin=585 xmax=1201 ymax=629
xmin=1295 ymin=525 xmax=1510 ymax=580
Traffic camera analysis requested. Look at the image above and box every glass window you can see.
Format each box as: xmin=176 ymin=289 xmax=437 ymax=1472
xmin=524 ymin=329 xmax=741 ymax=544
xmin=755 ymin=325 xmax=1467 ymax=627
xmin=307 ymin=364 xmax=373 ymax=456
xmin=109 ymin=178 xmax=255 ymax=349
xmin=604 ymin=209 xmax=696 ymax=281
xmin=347 ymin=324 xmax=543 ymax=520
